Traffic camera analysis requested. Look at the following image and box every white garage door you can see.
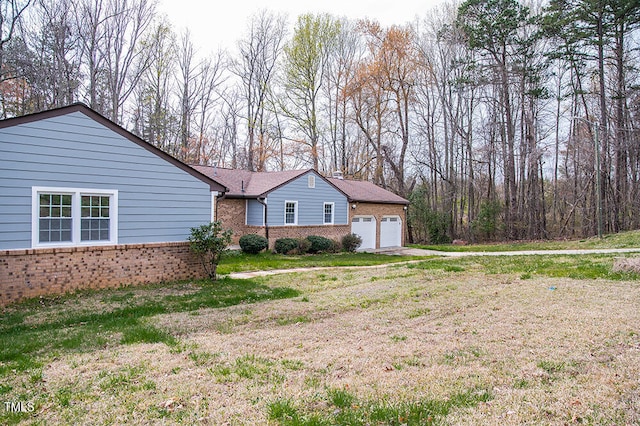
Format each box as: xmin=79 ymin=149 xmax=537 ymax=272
xmin=351 ymin=216 xmax=376 ymax=250
xmin=380 ymin=216 xmax=402 ymax=248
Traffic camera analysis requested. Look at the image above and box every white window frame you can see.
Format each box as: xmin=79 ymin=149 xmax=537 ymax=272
xmin=323 ymin=202 xmax=334 ymax=225
xmin=308 ymin=174 xmax=315 ymax=189
xmin=31 ymin=187 xmax=118 ymax=248
xmin=284 ymin=200 xmax=298 ymax=225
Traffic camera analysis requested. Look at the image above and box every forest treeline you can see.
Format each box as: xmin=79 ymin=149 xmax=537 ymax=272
xmin=2 ymin=0 xmax=640 ymax=243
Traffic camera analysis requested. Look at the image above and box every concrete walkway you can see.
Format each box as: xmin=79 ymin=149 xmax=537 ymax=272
xmin=228 ymin=262 xmax=422 ymax=279
xmin=227 ymin=247 xmax=640 ymax=279
xmin=387 ymin=247 xmax=640 ymax=257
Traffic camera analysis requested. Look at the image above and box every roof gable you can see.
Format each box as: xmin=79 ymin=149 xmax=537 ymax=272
xmin=0 ymin=103 xmax=226 ymax=193
xmin=194 ymin=167 xmax=316 ymax=198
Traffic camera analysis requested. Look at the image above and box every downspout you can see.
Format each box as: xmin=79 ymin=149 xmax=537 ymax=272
xmin=257 ymin=197 xmax=269 ymax=242
xmin=214 ymin=191 xmax=227 ymax=222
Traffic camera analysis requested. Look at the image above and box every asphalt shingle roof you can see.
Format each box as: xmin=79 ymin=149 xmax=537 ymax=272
xmin=193 ymin=166 xmax=308 ymax=197
xmin=327 ymin=177 xmax=409 ymax=204
xmin=193 ymin=166 xmax=409 ymax=204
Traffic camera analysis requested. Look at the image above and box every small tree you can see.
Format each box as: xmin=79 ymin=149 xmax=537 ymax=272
xmin=188 ymin=221 xmax=233 ymax=280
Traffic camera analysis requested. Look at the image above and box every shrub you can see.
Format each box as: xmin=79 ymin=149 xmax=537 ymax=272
xmin=306 ymin=235 xmax=334 ymax=253
xmin=329 ymin=239 xmax=342 ymax=253
xmin=296 ymin=238 xmax=311 ymax=254
xmin=188 ymin=221 xmax=233 ymax=280
xmin=239 ymin=234 xmax=269 ymax=254
xmin=274 ymin=238 xmax=299 ymax=254
xmin=342 ymin=233 xmax=362 ymax=252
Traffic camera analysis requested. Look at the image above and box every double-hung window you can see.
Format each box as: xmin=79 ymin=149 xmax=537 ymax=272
xmin=284 ymin=201 xmax=297 ymax=225
xmin=38 ymin=193 xmax=73 ymax=243
xmin=32 ymin=187 xmax=118 ymax=247
xmin=323 ymin=202 xmax=334 ymax=225
xmin=80 ymin=195 xmax=112 ymax=241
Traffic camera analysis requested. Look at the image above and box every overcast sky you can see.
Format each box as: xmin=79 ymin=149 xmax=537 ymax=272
xmin=158 ymin=0 xmax=448 ymax=54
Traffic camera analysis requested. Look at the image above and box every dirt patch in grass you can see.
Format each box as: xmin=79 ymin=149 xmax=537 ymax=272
xmin=6 ymin=264 xmax=640 ymax=425
xmin=613 ymin=256 xmax=640 ymax=273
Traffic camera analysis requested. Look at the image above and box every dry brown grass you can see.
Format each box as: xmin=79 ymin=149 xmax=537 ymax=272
xmin=13 ymin=264 xmax=640 ymax=424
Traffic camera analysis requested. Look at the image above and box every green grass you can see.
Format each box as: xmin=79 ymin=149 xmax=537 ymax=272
xmin=217 ymin=251 xmax=422 ymax=274
xmin=0 ymin=278 xmax=298 ymax=379
xmin=267 ymin=386 xmax=492 ymax=425
xmin=408 ymin=254 xmax=640 ymax=280
xmin=208 ymin=353 xmax=297 ymax=384
xmin=410 ymin=229 xmax=640 ymax=252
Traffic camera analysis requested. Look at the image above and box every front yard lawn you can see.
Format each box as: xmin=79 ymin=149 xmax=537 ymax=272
xmin=0 ymin=277 xmax=298 ymax=409
xmin=1 ymin=253 xmax=639 ymax=424
xmin=217 ymin=250 xmax=423 ymax=274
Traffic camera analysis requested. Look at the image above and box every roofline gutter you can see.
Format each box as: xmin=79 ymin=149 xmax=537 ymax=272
xmin=348 ymin=199 xmax=410 ymax=205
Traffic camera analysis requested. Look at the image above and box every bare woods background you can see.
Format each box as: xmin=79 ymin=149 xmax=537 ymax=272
xmin=2 ymin=0 xmax=640 ymax=243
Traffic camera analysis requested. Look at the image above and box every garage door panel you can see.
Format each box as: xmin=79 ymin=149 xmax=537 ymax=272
xmin=351 ymin=216 xmax=376 ymax=250
xmin=380 ymin=216 xmax=401 ymax=248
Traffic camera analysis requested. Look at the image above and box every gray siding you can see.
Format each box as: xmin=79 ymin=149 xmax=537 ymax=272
xmin=246 ymin=199 xmax=264 ymax=226
xmin=266 ymin=172 xmax=348 ymax=226
xmin=0 ymin=111 xmax=211 ymax=250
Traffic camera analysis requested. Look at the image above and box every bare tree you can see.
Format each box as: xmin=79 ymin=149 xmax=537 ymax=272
xmin=189 ymin=49 xmax=226 ymax=164
xmin=324 ymin=18 xmax=360 ymax=174
xmin=281 ymin=13 xmax=340 ymax=170
xmin=136 ymin=19 xmax=176 ymax=152
xmin=74 ymin=0 xmax=106 ymax=111
xmin=0 ymin=0 xmax=31 ymax=80
xmin=102 ymin=0 xmax=156 ymax=123
xmin=233 ymin=10 xmax=286 ymax=171
xmin=0 ymin=0 xmax=32 ymax=116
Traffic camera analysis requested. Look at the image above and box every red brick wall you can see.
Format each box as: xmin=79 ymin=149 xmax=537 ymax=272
xmin=266 ymin=225 xmax=350 ymax=249
xmin=0 ymin=242 xmax=205 ymax=307
xmin=216 ymin=198 xmax=250 ymax=244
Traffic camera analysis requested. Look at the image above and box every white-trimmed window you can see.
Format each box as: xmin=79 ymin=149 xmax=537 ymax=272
xmin=308 ymin=174 xmax=315 ymax=188
xmin=323 ymin=202 xmax=334 ymax=225
xmin=284 ymin=201 xmax=297 ymax=225
xmin=32 ymin=187 xmax=118 ymax=247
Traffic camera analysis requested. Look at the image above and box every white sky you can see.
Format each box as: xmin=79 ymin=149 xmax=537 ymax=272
xmin=158 ymin=0 xmax=447 ymax=54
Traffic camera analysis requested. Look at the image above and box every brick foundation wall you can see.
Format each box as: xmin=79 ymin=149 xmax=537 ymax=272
xmin=0 ymin=242 xmax=205 ymax=307
xmin=349 ymin=202 xmax=407 ymax=248
xmin=266 ymin=225 xmax=351 ymax=249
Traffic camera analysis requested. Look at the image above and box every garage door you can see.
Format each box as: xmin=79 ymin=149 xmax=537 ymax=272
xmin=351 ymin=216 xmax=376 ymax=250
xmin=380 ymin=216 xmax=402 ymax=248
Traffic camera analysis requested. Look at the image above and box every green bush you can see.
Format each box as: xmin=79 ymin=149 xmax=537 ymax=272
xmin=274 ymin=238 xmax=299 ymax=254
xmin=239 ymin=234 xmax=269 ymax=254
xmin=188 ymin=221 xmax=233 ymax=280
xmin=296 ymin=238 xmax=311 ymax=254
xmin=306 ymin=235 xmax=334 ymax=253
xmin=342 ymin=233 xmax=362 ymax=252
